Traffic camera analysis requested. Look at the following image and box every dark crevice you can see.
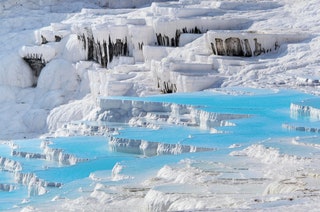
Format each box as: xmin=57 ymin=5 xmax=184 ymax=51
xmin=41 ymin=35 xmax=62 ymax=44
xmin=41 ymin=35 xmax=48 ymax=44
xmin=55 ymin=35 xmax=62 ymax=42
xmin=23 ymin=54 xmax=46 ymax=87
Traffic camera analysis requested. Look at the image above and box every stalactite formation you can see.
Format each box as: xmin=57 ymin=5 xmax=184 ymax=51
xmin=156 ymin=33 xmax=170 ymax=46
xmin=76 ymin=26 xmax=203 ymax=69
xmin=23 ymin=53 xmax=46 ymax=87
xmin=138 ymin=42 xmax=144 ymax=50
xmin=157 ymin=26 xmax=202 ymax=47
xmin=78 ymin=32 xmax=129 ymax=68
xmin=243 ymin=39 xmax=252 ymax=57
xmin=78 ymin=33 xmax=87 ymax=51
xmin=214 ymin=38 xmax=226 ymax=55
xmin=225 ymin=37 xmax=244 ymax=56
xmin=210 ymin=37 xmax=278 ymax=57
xmin=87 ymin=34 xmax=94 ymax=61
xmin=160 ymin=81 xmax=177 ymax=94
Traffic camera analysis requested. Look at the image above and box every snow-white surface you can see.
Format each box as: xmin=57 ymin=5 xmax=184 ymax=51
xmin=1 ymin=0 xmax=320 ymax=138
xmin=1 ymin=0 xmax=320 ymax=211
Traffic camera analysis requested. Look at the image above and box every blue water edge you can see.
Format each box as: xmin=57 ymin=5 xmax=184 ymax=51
xmin=1 ymin=88 xmax=320 ymax=210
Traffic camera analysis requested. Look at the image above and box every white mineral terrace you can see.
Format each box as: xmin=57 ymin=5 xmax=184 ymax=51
xmin=98 ymin=98 xmax=249 ymax=130
xmin=281 ymin=99 xmax=320 ymax=133
xmin=290 ymin=99 xmax=320 ymax=121
xmin=0 ymin=139 xmax=87 ymax=197
xmin=109 ymin=136 xmax=214 ymax=156
xmin=0 ymin=183 xmax=15 ymax=192
xmin=15 ymin=172 xmax=62 ymax=196
xmin=41 ymin=140 xmax=89 ymax=165
xmin=0 ymin=156 xmax=22 ymax=172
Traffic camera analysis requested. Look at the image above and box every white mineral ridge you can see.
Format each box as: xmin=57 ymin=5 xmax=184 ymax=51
xmin=62 ymin=34 xmax=87 ymax=62
xmin=290 ymin=100 xmax=320 ymax=121
xmin=0 ymin=157 xmax=22 ymax=172
xmin=0 ymin=85 xmax=17 ymax=102
xmin=47 ymin=96 xmax=96 ymax=132
xmin=0 ymin=53 xmax=33 ymax=88
xmin=19 ymin=44 xmax=57 ymax=62
xmin=37 ymin=58 xmax=78 ymax=92
xmin=230 ymin=144 xmax=308 ymax=166
xmin=99 ymin=0 xmax=174 ymax=8
xmin=22 ymin=109 xmax=48 ymax=132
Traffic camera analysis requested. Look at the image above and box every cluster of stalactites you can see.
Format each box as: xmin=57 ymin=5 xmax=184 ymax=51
xmin=78 ymin=32 xmax=129 ymax=68
xmin=210 ymin=37 xmax=280 ymax=57
xmin=156 ymin=26 xmax=202 ymax=47
xmin=23 ymin=53 xmax=46 ymax=87
xmin=158 ymin=80 xmax=177 ymax=94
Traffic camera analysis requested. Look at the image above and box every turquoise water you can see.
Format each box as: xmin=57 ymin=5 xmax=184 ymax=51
xmin=1 ymin=88 xmax=320 ymax=210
